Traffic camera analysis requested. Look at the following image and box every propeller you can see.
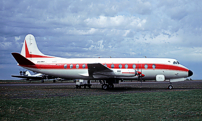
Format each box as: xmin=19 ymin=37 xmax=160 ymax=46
xmin=136 ymin=64 xmax=145 ymax=86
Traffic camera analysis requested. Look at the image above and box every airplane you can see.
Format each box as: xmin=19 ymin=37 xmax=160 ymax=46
xmin=12 ymin=70 xmax=44 ymax=81
xmin=12 ymin=70 xmax=60 ymax=83
xmin=11 ymin=34 xmax=193 ymax=90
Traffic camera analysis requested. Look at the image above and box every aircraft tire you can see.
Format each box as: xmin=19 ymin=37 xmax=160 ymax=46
xmin=102 ymin=84 xmax=108 ymax=90
xmin=108 ymin=84 xmax=114 ymax=89
xmin=168 ymin=85 xmax=173 ymax=90
xmin=53 ymin=80 xmax=56 ymax=83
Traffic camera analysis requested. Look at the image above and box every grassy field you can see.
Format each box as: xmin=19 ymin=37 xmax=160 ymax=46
xmin=0 ymin=89 xmax=201 ymax=120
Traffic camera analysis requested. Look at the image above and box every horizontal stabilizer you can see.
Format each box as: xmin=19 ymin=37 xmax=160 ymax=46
xmin=11 ymin=53 xmax=35 ymax=65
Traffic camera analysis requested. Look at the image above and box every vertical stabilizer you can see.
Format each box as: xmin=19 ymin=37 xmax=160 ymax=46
xmin=20 ymin=34 xmax=52 ymax=58
xmin=25 ymin=71 xmax=31 ymax=76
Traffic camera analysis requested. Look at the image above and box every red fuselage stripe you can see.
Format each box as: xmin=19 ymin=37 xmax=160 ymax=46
xmin=20 ymin=63 xmax=189 ymax=72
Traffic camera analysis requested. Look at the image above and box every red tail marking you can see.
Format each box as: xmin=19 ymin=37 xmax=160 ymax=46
xmin=25 ymin=40 xmax=53 ymax=58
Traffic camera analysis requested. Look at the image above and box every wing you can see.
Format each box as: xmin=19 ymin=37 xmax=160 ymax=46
xmin=87 ymin=63 xmax=115 ymax=78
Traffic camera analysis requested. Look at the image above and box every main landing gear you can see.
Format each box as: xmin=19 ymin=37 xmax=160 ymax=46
xmin=102 ymin=83 xmax=114 ymax=90
xmin=102 ymin=84 xmax=114 ymax=90
xmin=100 ymin=79 xmax=118 ymax=90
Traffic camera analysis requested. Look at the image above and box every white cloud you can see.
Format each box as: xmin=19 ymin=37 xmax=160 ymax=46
xmin=15 ymin=36 xmax=21 ymax=41
xmin=1 ymin=0 xmax=202 ymax=79
xmin=84 ymin=15 xmax=147 ymax=30
xmin=68 ymin=28 xmax=98 ymax=35
xmin=0 ymin=42 xmax=12 ymax=49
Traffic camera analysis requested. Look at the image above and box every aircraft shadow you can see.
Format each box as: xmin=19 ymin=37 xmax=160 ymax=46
xmin=43 ymin=86 xmax=200 ymax=92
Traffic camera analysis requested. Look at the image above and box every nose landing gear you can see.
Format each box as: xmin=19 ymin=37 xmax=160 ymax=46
xmin=168 ymin=81 xmax=173 ymax=89
xmin=168 ymin=85 xmax=173 ymax=89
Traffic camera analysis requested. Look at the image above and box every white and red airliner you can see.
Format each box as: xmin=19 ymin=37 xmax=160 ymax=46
xmin=12 ymin=34 xmax=193 ymax=90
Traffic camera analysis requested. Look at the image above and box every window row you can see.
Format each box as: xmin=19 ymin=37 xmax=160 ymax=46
xmin=64 ymin=64 xmax=86 ymax=69
xmin=109 ymin=64 xmax=156 ymax=69
xmin=64 ymin=64 xmax=156 ymax=69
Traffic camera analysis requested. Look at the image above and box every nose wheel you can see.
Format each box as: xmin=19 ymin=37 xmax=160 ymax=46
xmin=168 ymin=85 xmax=173 ymax=89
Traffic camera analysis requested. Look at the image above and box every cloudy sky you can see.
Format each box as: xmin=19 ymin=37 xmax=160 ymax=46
xmin=0 ymin=0 xmax=201 ymax=80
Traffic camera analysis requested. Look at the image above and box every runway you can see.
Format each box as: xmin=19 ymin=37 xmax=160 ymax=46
xmin=0 ymin=80 xmax=201 ymax=87
xmin=0 ymin=80 xmax=201 ymax=99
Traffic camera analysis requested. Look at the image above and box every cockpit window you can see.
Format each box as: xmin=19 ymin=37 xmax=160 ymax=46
xmin=173 ymin=61 xmax=180 ymax=64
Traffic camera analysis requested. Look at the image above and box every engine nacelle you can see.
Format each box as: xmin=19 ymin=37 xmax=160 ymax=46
xmin=113 ymin=69 xmax=136 ymax=77
xmin=156 ymin=75 xmax=165 ymax=81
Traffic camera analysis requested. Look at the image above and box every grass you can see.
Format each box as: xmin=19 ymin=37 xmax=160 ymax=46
xmin=0 ymin=89 xmax=201 ymax=120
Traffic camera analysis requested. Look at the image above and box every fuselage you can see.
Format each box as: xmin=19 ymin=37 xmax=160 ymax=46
xmin=20 ymin=57 xmax=190 ymax=81
xmin=12 ymin=34 xmax=193 ymax=83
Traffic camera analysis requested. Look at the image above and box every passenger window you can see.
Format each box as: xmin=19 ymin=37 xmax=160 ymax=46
xmin=70 ymin=64 xmax=73 ymax=69
xmin=104 ymin=64 xmax=107 ymax=67
xmin=111 ymin=64 xmax=114 ymax=69
xmin=82 ymin=64 xmax=86 ymax=69
xmin=152 ymin=64 xmax=156 ymax=69
xmin=76 ymin=64 xmax=79 ymax=69
xmin=64 ymin=64 xmax=67 ymax=69
xmin=133 ymin=64 xmax=136 ymax=69
xmin=119 ymin=64 xmax=122 ymax=69
xmin=125 ymin=64 xmax=128 ymax=69
xmin=144 ymin=64 xmax=148 ymax=69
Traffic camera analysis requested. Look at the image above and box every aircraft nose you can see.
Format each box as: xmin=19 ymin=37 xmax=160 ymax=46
xmin=188 ymin=70 xmax=193 ymax=77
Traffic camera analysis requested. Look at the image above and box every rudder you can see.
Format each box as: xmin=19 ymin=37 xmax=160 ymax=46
xmin=21 ymin=34 xmax=44 ymax=58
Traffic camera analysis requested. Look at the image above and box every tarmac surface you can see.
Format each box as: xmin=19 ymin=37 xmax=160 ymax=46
xmin=0 ymin=80 xmax=201 ymax=99
xmin=0 ymin=80 xmax=202 ymax=87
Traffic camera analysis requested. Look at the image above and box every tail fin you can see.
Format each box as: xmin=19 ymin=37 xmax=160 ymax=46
xmin=21 ymin=34 xmax=52 ymax=58
xmin=25 ymin=71 xmax=31 ymax=76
